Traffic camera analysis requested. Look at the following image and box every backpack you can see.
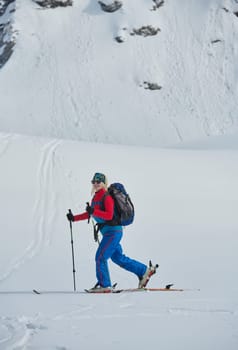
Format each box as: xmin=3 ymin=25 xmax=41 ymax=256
xmin=103 ymin=183 xmax=135 ymax=226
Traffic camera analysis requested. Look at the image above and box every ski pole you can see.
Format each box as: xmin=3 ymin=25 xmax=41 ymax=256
xmin=68 ymin=209 xmax=76 ymax=291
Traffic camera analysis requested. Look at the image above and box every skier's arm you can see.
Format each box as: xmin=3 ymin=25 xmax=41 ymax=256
xmin=73 ymin=195 xmax=114 ymax=221
xmin=74 ymin=212 xmax=89 ymax=221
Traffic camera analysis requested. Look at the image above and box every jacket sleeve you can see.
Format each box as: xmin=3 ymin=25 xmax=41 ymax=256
xmin=93 ymin=195 xmax=114 ymax=221
xmin=74 ymin=212 xmax=89 ymax=221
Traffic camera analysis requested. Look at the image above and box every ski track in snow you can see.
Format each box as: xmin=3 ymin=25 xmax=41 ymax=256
xmin=27 ymin=3 xmax=99 ymax=142
xmin=51 ymin=305 xmax=235 ymax=321
xmin=33 ymin=138 xmax=61 ymax=248
xmin=0 ymin=316 xmax=34 ymax=350
xmin=1 ymin=297 xmax=236 ymax=349
xmin=0 ymin=313 xmax=54 ymax=350
xmin=196 ymin=3 xmax=222 ymax=135
xmin=0 ymin=139 xmax=61 ymax=283
xmin=0 ymin=133 xmax=15 ymax=158
xmin=195 ymin=2 xmax=236 ymax=135
xmin=157 ymin=0 xmax=196 ymax=142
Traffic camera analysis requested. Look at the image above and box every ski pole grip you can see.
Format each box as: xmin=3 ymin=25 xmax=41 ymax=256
xmin=86 ymin=202 xmax=91 ymax=223
xmin=68 ymin=209 xmax=73 ymax=228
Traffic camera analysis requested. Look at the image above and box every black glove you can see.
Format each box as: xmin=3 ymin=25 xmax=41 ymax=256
xmin=86 ymin=203 xmax=94 ymax=216
xmin=66 ymin=211 xmax=74 ymax=222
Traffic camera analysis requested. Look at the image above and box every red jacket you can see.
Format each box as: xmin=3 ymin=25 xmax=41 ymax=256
xmin=74 ymin=188 xmax=114 ymax=222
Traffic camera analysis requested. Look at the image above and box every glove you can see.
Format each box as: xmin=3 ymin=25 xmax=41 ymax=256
xmin=86 ymin=203 xmax=94 ymax=216
xmin=66 ymin=211 xmax=74 ymax=222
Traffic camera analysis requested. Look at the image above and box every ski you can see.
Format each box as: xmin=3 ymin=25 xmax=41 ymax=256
xmin=32 ymin=288 xmax=183 ymax=295
xmin=33 ymin=289 xmax=116 ymax=294
xmin=32 ymin=289 xmax=84 ymax=295
xmin=84 ymin=287 xmax=184 ymax=294
xmin=113 ymin=287 xmax=185 ymax=293
xmin=84 ymin=284 xmax=199 ymax=294
xmin=33 ymin=285 xmax=199 ymax=295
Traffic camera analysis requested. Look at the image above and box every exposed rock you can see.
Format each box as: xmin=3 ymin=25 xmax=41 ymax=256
xmin=0 ymin=34 xmax=15 ymax=68
xmin=0 ymin=0 xmax=16 ymax=69
xmin=98 ymin=1 xmax=122 ymax=13
xmin=115 ymin=27 xmax=127 ymax=43
xmin=0 ymin=0 xmax=15 ymax=15
xmin=130 ymin=25 xmax=161 ymax=37
xmin=142 ymin=82 xmax=162 ymax=91
xmin=222 ymin=7 xmax=229 ymax=13
xmin=115 ymin=36 xmax=124 ymax=43
xmin=34 ymin=0 xmax=73 ymax=9
xmin=151 ymin=0 xmax=164 ymax=12
xmin=211 ymin=39 xmax=222 ymax=44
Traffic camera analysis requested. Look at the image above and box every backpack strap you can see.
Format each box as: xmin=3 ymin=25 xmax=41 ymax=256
xmin=100 ymin=191 xmax=110 ymax=211
xmin=93 ymin=192 xmax=110 ymax=241
xmin=93 ymin=191 xmax=121 ymax=244
xmin=100 ymin=191 xmax=119 ymax=226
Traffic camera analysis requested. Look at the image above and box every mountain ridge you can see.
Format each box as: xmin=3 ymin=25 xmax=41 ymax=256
xmin=0 ymin=0 xmax=238 ymax=147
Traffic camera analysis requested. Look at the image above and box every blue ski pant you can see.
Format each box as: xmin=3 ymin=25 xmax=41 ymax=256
xmin=95 ymin=229 xmax=147 ymax=287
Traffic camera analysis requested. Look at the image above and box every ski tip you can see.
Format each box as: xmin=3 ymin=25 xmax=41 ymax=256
xmin=33 ymin=289 xmax=40 ymax=294
xmin=165 ymin=284 xmax=174 ymax=289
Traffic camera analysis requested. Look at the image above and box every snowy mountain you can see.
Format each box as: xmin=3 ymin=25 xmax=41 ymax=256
xmin=1 ymin=1 xmax=238 ymax=350
xmin=1 ymin=0 xmax=238 ymax=146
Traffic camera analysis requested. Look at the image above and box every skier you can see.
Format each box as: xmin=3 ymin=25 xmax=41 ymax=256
xmin=66 ymin=172 xmax=157 ymax=292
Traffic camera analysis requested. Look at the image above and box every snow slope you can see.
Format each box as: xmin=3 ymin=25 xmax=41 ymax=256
xmin=0 ymin=0 xmax=238 ymax=146
xmin=1 ymin=0 xmax=238 ymax=349
xmin=0 ymin=132 xmax=238 ymax=349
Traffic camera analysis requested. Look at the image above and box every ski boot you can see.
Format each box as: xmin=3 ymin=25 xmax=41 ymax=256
xmin=138 ymin=260 xmax=159 ymax=289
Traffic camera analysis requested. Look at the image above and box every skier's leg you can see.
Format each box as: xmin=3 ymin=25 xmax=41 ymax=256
xmin=111 ymin=243 xmax=147 ymax=278
xmin=95 ymin=230 xmax=122 ymax=287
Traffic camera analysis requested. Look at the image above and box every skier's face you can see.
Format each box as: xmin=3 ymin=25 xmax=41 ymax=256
xmin=92 ymin=181 xmax=104 ymax=191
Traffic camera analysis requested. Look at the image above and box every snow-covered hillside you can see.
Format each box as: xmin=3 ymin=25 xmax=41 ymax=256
xmin=0 ymin=132 xmax=238 ymax=349
xmin=1 ymin=0 xmax=238 ymax=146
xmin=1 ymin=1 xmax=238 ymax=349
